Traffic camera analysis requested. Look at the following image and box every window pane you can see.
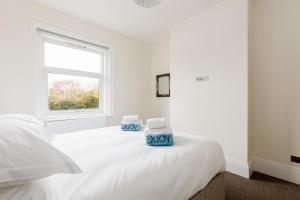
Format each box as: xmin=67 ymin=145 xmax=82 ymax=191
xmin=44 ymin=42 xmax=102 ymax=73
xmin=48 ymin=73 xmax=100 ymax=111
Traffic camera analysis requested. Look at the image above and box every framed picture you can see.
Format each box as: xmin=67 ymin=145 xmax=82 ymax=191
xmin=156 ymin=73 xmax=170 ymax=97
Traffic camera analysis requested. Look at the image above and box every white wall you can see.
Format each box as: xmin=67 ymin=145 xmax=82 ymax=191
xmin=148 ymin=37 xmax=170 ymax=124
xmin=252 ymin=0 xmax=300 ymax=184
xmin=170 ymin=0 xmax=250 ymax=177
xmin=0 ymin=0 xmax=150 ymax=133
xmin=248 ymin=0 xmax=254 ymax=168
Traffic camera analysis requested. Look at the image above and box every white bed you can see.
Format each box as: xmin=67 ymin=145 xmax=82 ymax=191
xmin=0 ymin=126 xmax=225 ymax=200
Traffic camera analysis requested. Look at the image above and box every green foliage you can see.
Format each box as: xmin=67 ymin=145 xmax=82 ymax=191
xmin=48 ymin=80 xmax=99 ymax=110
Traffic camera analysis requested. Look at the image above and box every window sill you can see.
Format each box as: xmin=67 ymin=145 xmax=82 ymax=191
xmin=39 ymin=112 xmax=113 ymax=122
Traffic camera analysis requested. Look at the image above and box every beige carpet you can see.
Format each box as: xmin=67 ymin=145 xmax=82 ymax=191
xmin=225 ymin=171 xmax=300 ymax=200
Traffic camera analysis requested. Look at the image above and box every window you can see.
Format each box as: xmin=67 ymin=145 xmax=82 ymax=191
xmin=36 ymin=28 xmax=112 ymax=120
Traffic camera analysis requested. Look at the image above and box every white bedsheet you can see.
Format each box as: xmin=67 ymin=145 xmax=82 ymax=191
xmin=0 ymin=126 xmax=225 ymax=200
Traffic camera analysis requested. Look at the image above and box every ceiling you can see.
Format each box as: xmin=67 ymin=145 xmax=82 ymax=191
xmin=33 ymin=0 xmax=222 ymax=43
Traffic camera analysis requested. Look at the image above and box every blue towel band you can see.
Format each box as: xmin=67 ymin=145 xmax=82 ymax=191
xmin=121 ymin=122 xmax=141 ymax=131
xmin=146 ymin=133 xmax=173 ymax=146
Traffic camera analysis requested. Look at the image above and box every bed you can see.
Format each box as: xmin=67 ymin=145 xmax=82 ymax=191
xmin=0 ymin=126 xmax=225 ymax=200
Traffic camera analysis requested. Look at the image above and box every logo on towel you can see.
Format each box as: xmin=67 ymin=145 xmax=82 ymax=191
xmin=146 ymin=134 xmax=172 ymax=144
xmin=121 ymin=123 xmax=139 ymax=131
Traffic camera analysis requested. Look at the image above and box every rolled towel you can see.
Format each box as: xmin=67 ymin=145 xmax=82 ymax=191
xmin=121 ymin=120 xmax=143 ymax=131
xmin=123 ymin=115 xmax=139 ymax=122
xmin=147 ymin=118 xmax=166 ymax=129
xmin=145 ymin=128 xmax=173 ymax=146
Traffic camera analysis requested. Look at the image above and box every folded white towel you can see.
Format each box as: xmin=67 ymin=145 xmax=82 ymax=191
xmin=122 ymin=115 xmax=139 ymax=122
xmin=144 ymin=127 xmax=172 ymax=135
xmin=147 ymin=118 xmax=166 ymax=129
xmin=121 ymin=120 xmax=144 ymax=126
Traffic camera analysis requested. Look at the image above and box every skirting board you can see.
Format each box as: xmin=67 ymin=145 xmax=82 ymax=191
xmin=226 ymin=157 xmax=251 ymax=178
xmin=253 ymin=157 xmax=300 ymax=185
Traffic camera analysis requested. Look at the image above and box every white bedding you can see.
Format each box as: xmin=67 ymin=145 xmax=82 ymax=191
xmin=0 ymin=126 xmax=225 ymax=200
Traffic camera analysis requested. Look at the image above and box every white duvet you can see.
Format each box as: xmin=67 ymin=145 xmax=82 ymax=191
xmin=0 ymin=126 xmax=225 ymax=200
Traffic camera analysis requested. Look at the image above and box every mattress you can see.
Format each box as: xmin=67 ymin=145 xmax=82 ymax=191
xmin=0 ymin=126 xmax=225 ymax=200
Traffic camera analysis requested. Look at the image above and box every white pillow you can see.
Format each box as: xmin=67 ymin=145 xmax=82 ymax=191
xmin=0 ymin=114 xmax=53 ymax=141
xmin=0 ymin=115 xmax=82 ymax=188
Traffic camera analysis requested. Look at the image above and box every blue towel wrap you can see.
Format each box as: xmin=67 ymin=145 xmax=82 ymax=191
xmin=121 ymin=121 xmax=141 ymax=131
xmin=145 ymin=128 xmax=173 ymax=146
xmin=146 ymin=133 xmax=173 ymax=146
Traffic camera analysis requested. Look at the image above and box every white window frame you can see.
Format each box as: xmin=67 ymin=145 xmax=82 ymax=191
xmin=33 ymin=24 xmax=113 ymax=121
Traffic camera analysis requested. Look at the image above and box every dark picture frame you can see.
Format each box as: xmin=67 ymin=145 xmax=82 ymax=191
xmin=156 ymin=73 xmax=170 ymax=97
